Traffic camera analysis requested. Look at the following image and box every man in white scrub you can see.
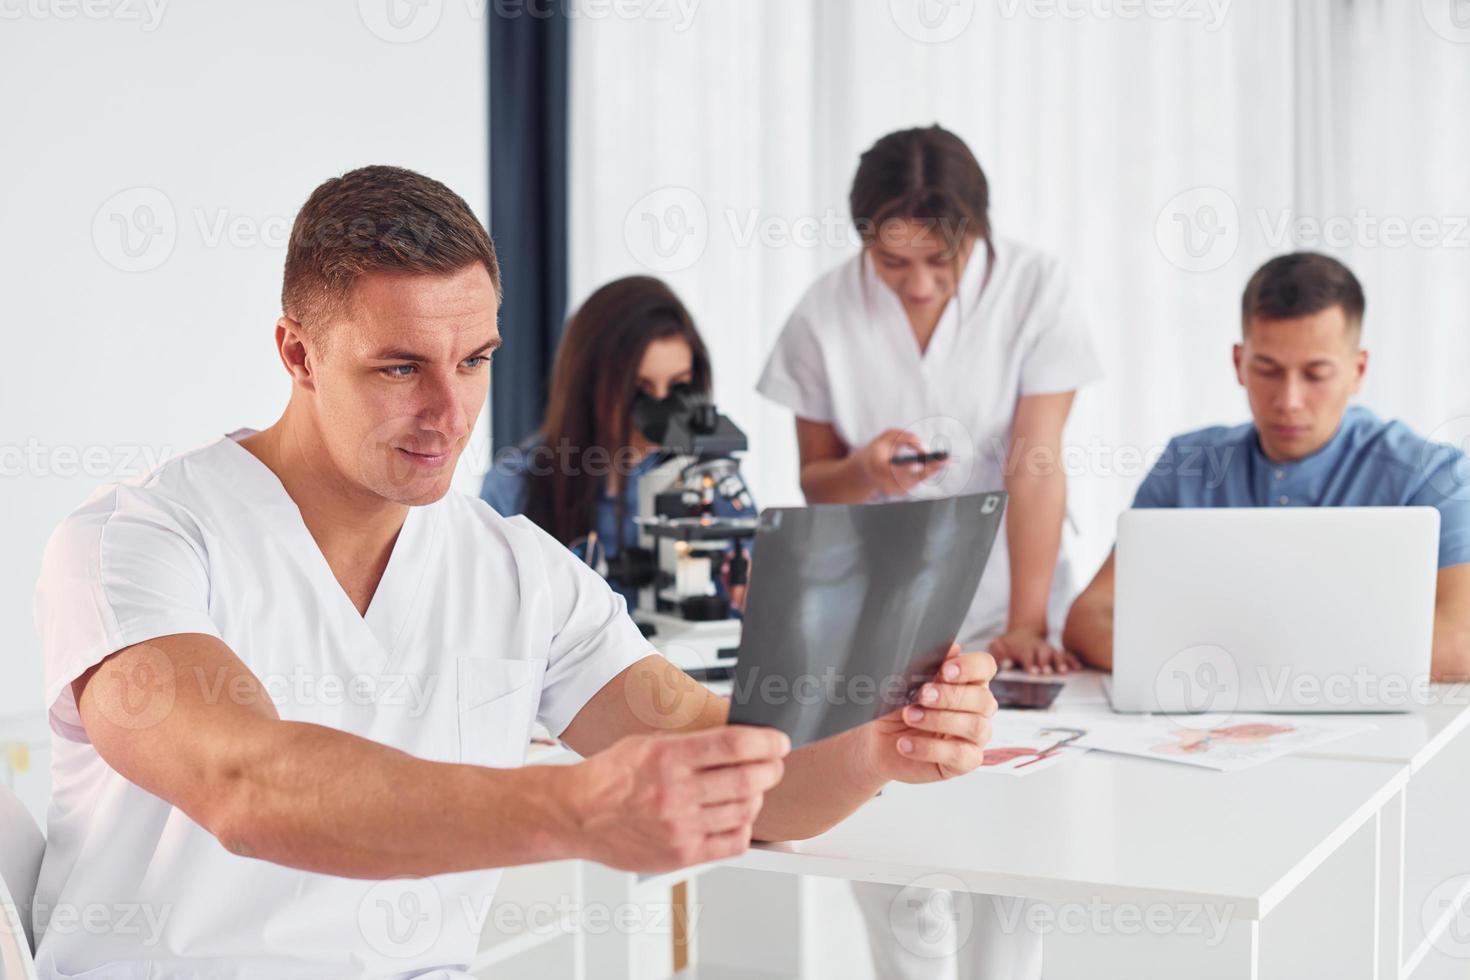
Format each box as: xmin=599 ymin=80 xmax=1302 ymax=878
xmin=30 ymin=166 xmax=1003 ymax=978
xmin=758 ymin=125 xmax=1100 ymax=980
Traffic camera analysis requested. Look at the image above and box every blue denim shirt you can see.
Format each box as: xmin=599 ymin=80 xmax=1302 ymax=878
xmin=1132 ymin=405 xmax=1470 ymax=568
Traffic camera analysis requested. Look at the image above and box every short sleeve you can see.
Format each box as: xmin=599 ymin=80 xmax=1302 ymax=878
xmin=1408 ymin=446 xmax=1470 ymax=568
xmin=515 ymin=517 xmax=655 ymax=735
xmin=756 ymin=309 xmax=835 ymax=423
xmin=1019 ymin=264 xmax=1104 ymax=396
xmin=33 ymin=486 xmax=220 ymax=742
xmin=1132 ymin=439 xmax=1184 ymax=509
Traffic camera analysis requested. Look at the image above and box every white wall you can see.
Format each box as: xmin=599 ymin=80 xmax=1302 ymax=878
xmin=568 ymin=0 xmax=1470 ymax=584
xmin=0 ymin=1 xmax=489 ymax=720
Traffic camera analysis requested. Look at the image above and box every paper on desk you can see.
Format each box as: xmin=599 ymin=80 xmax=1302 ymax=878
xmin=973 ymin=713 xmax=1090 ymax=776
xmin=1046 ymin=713 xmax=1374 ymax=771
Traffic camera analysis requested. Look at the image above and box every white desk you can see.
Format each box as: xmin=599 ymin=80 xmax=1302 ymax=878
xmin=1050 ymin=672 xmax=1470 ymax=978
xmin=1293 ymin=687 xmax=1470 ymax=771
xmin=1287 ymin=686 xmax=1470 ymax=980
xmin=486 ymin=670 xmax=1470 ymax=979
xmin=1028 ymin=670 xmax=1470 ymax=775
xmin=711 ymin=671 xmax=1470 ymax=979
xmin=728 ymin=752 xmax=1405 ymax=977
xmin=735 ymin=752 xmax=1401 ymax=918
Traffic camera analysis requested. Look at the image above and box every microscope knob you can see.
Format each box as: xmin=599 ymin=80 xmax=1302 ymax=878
xmin=692 ymin=404 xmax=718 ymax=434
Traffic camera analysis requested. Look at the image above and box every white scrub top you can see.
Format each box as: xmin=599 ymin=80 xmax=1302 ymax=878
xmin=757 ymin=238 xmax=1102 ymax=646
xmin=31 ymin=430 xmax=654 ymax=979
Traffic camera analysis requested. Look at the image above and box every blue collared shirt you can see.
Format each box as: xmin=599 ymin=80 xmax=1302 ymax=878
xmin=1131 ymin=405 xmax=1470 ymax=568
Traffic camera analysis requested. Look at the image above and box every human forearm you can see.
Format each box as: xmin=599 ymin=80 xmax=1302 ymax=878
xmin=1063 ymin=593 xmax=1114 ymax=670
xmin=1432 ymin=613 xmax=1470 ymax=682
xmin=1063 ymin=554 xmax=1117 ymax=671
xmin=1004 ymin=469 xmax=1066 ymax=631
xmin=752 ymin=650 xmax=1002 ymax=842
xmin=564 ymin=659 xmax=881 ymax=845
xmin=78 ymin=637 xmax=589 ymax=880
xmin=1430 ymin=566 xmax=1470 ymax=683
xmin=800 ymin=455 xmax=877 ymax=504
xmin=751 ymin=726 xmax=886 ymax=842
xmin=561 ymin=649 xmax=996 ymax=850
xmin=206 ymin=717 xmax=581 ymax=878
xmin=795 ymin=422 xmax=947 ymax=504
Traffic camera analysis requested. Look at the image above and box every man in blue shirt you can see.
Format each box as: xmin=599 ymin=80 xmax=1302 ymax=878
xmin=1064 ymin=252 xmax=1470 ymax=680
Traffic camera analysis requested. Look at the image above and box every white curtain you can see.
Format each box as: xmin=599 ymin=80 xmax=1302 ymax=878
xmin=567 ymin=0 xmax=1470 ymax=578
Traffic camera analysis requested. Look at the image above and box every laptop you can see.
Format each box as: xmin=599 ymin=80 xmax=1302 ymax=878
xmin=1110 ymin=507 xmax=1439 ymax=714
xmin=728 ymin=491 xmax=1007 ymax=746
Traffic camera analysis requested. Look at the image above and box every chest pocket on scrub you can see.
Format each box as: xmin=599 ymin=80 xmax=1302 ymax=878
xmin=457 ymin=658 xmax=548 ymax=768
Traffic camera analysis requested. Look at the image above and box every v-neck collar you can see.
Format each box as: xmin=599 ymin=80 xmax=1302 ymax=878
xmin=863 ymin=244 xmax=991 ymax=371
xmin=218 ymin=429 xmax=437 ymax=663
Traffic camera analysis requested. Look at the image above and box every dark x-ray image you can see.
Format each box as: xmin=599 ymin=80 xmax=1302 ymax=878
xmin=728 ymin=491 xmax=1007 ymax=747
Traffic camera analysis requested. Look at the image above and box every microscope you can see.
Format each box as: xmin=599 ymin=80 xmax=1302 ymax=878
xmin=605 ymin=392 xmax=759 ymax=677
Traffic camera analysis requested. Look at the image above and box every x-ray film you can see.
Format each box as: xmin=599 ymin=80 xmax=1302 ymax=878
xmin=727 ymin=491 xmax=1007 ymax=747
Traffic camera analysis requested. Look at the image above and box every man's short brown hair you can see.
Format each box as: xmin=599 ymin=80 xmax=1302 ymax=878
xmin=282 ymin=165 xmax=500 ymax=336
xmin=1241 ymin=251 xmax=1365 ymax=340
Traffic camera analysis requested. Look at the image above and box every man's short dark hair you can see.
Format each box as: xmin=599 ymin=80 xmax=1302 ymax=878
xmin=1241 ymin=252 xmax=1365 ymax=340
xmin=282 ymin=165 xmax=500 ymax=338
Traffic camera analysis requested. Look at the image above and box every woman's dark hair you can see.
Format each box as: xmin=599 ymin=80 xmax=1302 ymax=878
xmin=524 ymin=276 xmax=713 ymax=546
xmin=849 ymin=125 xmax=995 ymax=286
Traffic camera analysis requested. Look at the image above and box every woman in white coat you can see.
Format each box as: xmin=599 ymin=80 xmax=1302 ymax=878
xmin=757 ymin=125 xmax=1102 ymax=979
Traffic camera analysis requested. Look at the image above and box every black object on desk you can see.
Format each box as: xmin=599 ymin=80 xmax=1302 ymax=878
xmin=990 ymin=678 xmax=1065 ymax=710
